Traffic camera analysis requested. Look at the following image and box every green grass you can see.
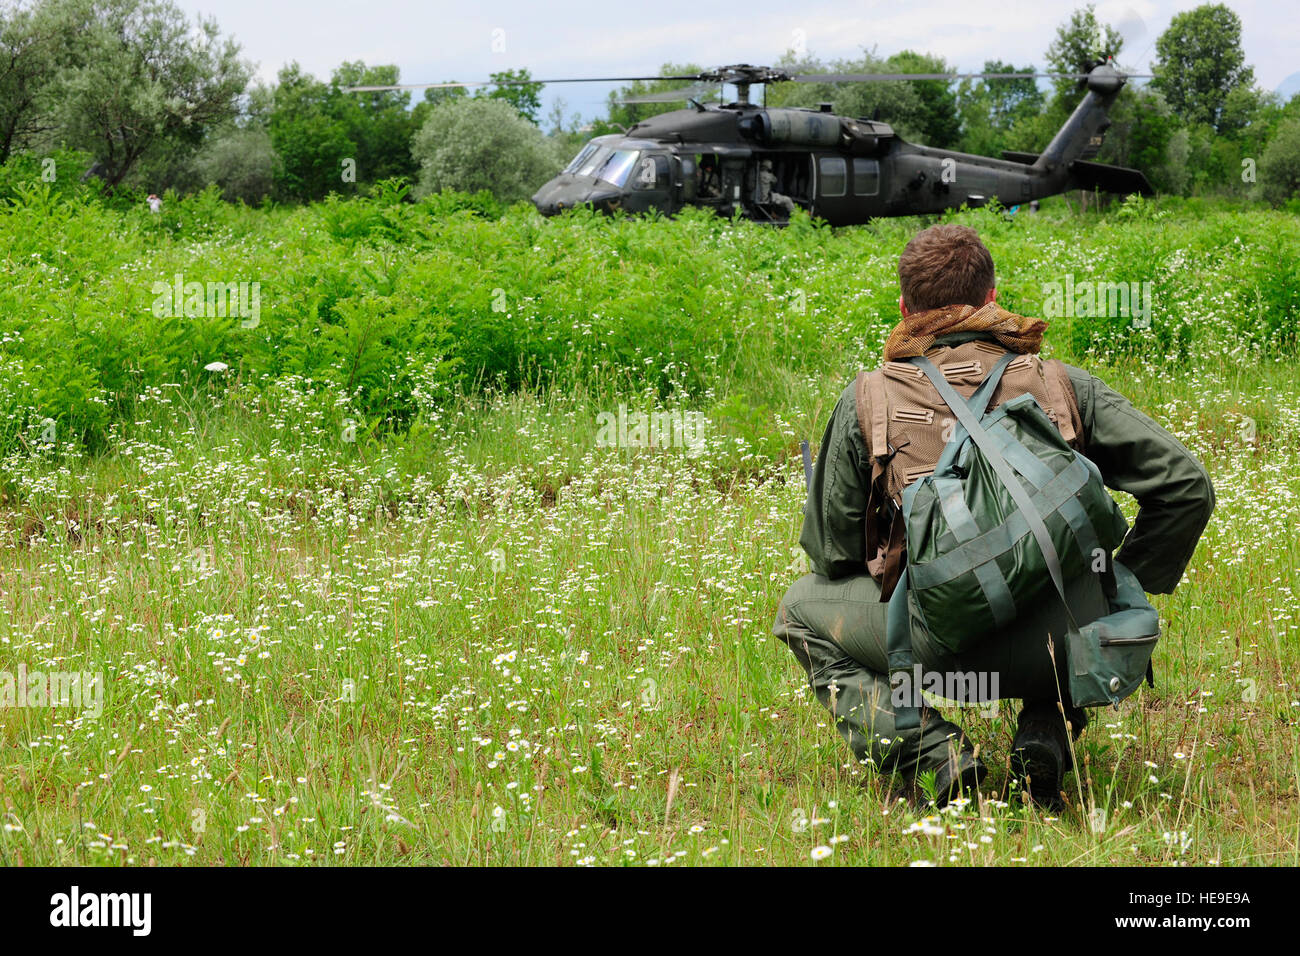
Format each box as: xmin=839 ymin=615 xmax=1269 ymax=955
xmin=0 ymin=190 xmax=1297 ymax=866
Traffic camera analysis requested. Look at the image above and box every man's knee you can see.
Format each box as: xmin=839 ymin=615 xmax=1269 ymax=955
xmin=772 ymin=572 xmax=890 ymax=671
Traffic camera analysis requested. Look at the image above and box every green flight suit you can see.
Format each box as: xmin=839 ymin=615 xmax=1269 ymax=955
xmin=772 ymin=332 xmax=1216 ymax=780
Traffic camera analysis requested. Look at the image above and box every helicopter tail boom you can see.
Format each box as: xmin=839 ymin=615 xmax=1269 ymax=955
xmin=1034 ymin=63 xmax=1127 ymax=172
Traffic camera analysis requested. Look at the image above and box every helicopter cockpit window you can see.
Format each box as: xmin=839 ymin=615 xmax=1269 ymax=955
xmin=595 ymin=149 xmax=641 ymax=187
xmin=853 ymin=158 xmax=880 ymax=196
xmin=564 ymin=143 xmax=601 ymax=175
xmin=570 ymin=145 xmax=612 ymax=177
xmin=565 ymin=145 xmax=640 ymax=186
xmin=818 ymin=156 xmax=846 ymax=197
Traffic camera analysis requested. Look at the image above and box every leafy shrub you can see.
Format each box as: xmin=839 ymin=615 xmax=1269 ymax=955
xmin=0 ymin=173 xmax=1297 ymax=458
xmin=411 ymin=98 xmax=559 ymax=204
xmin=194 ymin=126 xmax=279 ymax=205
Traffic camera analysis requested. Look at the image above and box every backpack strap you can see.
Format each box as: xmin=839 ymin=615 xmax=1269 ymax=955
xmin=855 ymin=369 xmax=905 ymax=598
xmin=1043 ymin=359 xmax=1081 ymax=448
xmin=888 ymin=353 xmax=1018 ymax=731
xmin=854 ymin=369 xmax=890 ymax=459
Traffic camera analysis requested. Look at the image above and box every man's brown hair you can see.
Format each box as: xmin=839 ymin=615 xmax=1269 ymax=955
xmin=897 ymin=224 xmax=995 ymax=313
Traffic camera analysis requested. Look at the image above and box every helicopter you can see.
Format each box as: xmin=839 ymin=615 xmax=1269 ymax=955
xmin=350 ymin=61 xmax=1153 ymax=225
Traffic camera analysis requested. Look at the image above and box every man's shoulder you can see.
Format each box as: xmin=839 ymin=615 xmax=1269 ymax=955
xmin=1054 ymin=361 xmax=1133 ymax=412
xmin=824 ymin=376 xmax=869 ymax=454
xmin=838 ymin=377 xmax=860 ymax=406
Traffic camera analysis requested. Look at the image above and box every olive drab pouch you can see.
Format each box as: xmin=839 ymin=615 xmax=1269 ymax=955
xmin=880 ymin=352 xmax=1136 ymax=730
xmin=1065 ymin=559 xmax=1159 ymax=707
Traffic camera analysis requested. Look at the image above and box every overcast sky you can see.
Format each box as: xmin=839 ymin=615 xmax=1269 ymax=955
xmin=176 ymin=0 xmax=1298 ymax=124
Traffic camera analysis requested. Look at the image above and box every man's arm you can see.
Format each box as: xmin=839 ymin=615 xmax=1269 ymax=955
xmin=1064 ymin=365 xmax=1215 ymax=594
xmin=799 ymin=382 xmax=873 ymax=578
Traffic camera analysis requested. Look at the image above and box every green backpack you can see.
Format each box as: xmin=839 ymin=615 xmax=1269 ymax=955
xmin=887 ymin=352 xmax=1159 ymax=730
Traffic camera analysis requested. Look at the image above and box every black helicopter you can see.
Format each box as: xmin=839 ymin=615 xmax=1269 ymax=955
xmin=352 ymin=61 xmax=1153 ymax=225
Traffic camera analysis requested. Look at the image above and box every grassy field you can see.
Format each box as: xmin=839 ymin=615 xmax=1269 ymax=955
xmin=0 ymin=189 xmax=1297 ymax=866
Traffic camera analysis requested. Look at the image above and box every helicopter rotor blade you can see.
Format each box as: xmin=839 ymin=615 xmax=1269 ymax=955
xmin=788 ymin=71 xmax=1150 ymax=83
xmin=344 ymin=65 xmax=1153 ymax=94
xmin=345 ymin=74 xmax=705 ymax=93
xmin=619 ymin=83 xmax=721 ymax=104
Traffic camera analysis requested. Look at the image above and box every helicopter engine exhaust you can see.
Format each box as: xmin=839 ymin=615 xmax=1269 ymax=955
xmin=740 ymin=109 xmax=842 ymax=148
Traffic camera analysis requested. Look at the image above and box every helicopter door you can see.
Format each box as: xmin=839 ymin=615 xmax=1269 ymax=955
xmin=630 ymin=153 xmax=672 ymax=213
xmin=678 ymin=155 xmax=696 ymax=201
xmin=770 ymin=155 xmax=811 ymax=209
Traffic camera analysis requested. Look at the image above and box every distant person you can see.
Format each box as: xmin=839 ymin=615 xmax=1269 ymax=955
xmin=757 ymin=159 xmax=795 ymax=216
xmin=147 ymin=194 xmax=162 ymax=214
xmin=698 ymin=155 xmax=722 ymax=199
xmin=772 ymin=224 xmax=1214 ymax=809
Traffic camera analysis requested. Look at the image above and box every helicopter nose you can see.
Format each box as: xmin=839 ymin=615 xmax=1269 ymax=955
xmin=532 ymin=181 xmax=621 ymax=215
xmin=532 ymin=179 xmax=577 ymax=216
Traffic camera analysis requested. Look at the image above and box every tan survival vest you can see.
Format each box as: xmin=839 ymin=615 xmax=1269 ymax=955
xmin=854 ymin=338 xmax=1084 ymax=597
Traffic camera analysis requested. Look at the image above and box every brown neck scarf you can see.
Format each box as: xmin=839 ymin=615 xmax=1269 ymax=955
xmin=882 ymin=302 xmax=1047 ymax=361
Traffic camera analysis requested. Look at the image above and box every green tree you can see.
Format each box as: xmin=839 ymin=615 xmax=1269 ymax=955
xmin=0 ymin=0 xmax=73 ymax=162
xmin=885 ymin=50 xmax=960 ymax=148
xmin=1045 ymin=5 xmax=1124 ymax=110
xmin=957 ymin=60 xmax=1044 ymax=156
xmin=52 ymin=0 xmax=251 ymax=187
xmin=1151 ymin=3 xmax=1254 ymax=131
xmin=1098 ymin=86 xmax=1182 ymax=192
xmin=1258 ymin=119 xmax=1300 ymax=206
xmin=411 ymin=96 xmax=558 ymax=204
xmin=267 ymin=62 xmax=354 ymax=201
xmin=410 ymin=83 xmax=468 ymax=131
xmin=194 ymin=124 xmax=276 ymax=204
xmin=475 ymin=68 xmax=543 ymax=125
xmin=544 ymin=97 xmax=586 ymax=164
xmin=330 ymin=61 xmax=417 ymax=182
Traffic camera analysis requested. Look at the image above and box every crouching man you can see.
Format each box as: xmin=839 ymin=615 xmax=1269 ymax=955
xmin=773 ymin=224 xmax=1214 ymax=809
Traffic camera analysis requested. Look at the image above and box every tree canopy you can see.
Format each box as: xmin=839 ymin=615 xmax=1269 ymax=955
xmin=0 ymin=0 xmax=1295 ymax=206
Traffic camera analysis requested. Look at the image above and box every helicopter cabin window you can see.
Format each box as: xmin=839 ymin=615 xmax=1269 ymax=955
xmin=853 ymin=158 xmax=880 ymax=196
xmin=818 ymin=157 xmax=846 ymax=197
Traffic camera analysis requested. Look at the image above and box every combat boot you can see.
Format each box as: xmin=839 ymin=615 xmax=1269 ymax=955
xmin=1010 ymin=701 xmax=1085 ymax=809
xmin=895 ymin=749 xmax=987 ymax=810
xmin=932 ymin=749 xmax=987 ymax=808
xmin=883 ymin=749 xmax=982 ymax=811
